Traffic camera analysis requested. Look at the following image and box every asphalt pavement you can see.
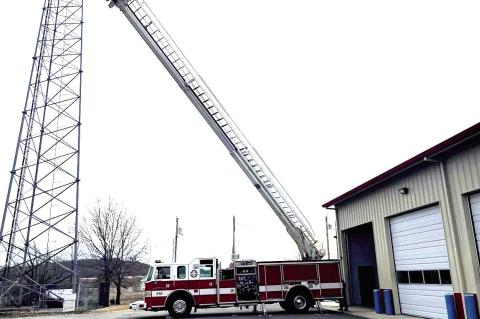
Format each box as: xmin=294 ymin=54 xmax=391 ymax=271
xmin=8 ymin=305 xmax=359 ymax=319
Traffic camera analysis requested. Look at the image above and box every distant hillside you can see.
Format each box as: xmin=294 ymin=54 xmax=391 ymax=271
xmin=75 ymin=259 xmax=150 ymax=278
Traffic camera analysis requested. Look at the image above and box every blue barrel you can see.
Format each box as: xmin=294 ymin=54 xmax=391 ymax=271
xmin=445 ymin=293 xmax=457 ymax=319
xmin=373 ymin=289 xmax=383 ymax=313
xmin=465 ymin=294 xmax=479 ymax=319
xmin=383 ymin=289 xmax=394 ymax=315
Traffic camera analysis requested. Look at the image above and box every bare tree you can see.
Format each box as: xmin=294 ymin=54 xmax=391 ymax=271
xmin=112 ymin=211 xmax=148 ymax=304
xmin=79 ymin=198 xmax=148 ymax=306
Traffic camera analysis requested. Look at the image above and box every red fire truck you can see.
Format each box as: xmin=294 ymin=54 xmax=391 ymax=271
xmin=108 ymin=2 xmax=345 ymax=317
xmin=144 ymin=258 xmax=343 ymax=317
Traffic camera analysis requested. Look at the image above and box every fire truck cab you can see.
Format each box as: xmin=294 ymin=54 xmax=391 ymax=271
xmin=143 ymin=257 xmax=343 ymax=317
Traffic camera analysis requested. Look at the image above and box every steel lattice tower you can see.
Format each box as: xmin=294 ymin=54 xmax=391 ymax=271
xmin=0 ymin=0 xmax=83 ymax=307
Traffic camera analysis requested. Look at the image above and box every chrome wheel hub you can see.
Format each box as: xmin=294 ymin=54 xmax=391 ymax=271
xmin=173 ymin=299 xmax=187 ymax=314
xmin=294 ymin=295 xmax=307 ymax=309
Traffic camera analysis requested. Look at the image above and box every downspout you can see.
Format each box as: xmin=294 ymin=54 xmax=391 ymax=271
xmin=424 ymin=157 xmax=466 ymax=293
xmin=326 ymin=207 xmax=339 ymax=259
xmin=326 ymin=206 xmax=349 ymax=306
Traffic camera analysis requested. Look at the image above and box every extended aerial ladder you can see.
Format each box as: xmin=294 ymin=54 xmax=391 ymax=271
xmin=108 ymin=0 xmax=323 ymax=260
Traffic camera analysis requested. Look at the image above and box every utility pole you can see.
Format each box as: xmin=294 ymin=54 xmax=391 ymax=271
xmin=232 ymin=216 xmax=239 ymax=262
xmin=173 ymin=217 xmax=179 ymax=263
xmin=325 ymin=215 xmax=331 ymax=259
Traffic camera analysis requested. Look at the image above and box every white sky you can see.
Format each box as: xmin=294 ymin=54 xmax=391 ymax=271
xmin=0 ymin=1 xmax=479 ymax=267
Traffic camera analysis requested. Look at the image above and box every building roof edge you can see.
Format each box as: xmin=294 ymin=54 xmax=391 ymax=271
xmin=322 ymin=122 xmax=480 ymax=208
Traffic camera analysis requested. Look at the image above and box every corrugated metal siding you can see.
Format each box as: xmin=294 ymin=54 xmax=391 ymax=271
xmin=445 ymin=143 xmax=480 ymax=294
xmin=337 ymin=163 xmax=444 ymax=231
xmin=336 ymin=142 xmax=480 ymax=310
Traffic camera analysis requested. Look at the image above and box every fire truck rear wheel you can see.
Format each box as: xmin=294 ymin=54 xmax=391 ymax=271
xmin=167 ymin=294 xmax=192 ymax=317
xmin=286 ymin=291 xmax=311 ymax=313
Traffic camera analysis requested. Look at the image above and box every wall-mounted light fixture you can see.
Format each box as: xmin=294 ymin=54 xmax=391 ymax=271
xmin=399 ymin=187 xmax=409 ymax=195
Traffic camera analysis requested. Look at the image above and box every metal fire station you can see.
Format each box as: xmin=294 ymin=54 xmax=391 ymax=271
xmin=324 ymin=122 xmax=480 ymax=318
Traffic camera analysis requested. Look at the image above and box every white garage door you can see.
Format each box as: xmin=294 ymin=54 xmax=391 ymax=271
xmin=470 ymin=193 xmax=480 ymax=257
xmin=390 ymin=206 xmax=452 ymax=319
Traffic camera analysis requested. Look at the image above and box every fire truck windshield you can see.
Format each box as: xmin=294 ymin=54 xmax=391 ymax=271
xmin=146 ymin=266 xmax=153 ymax=281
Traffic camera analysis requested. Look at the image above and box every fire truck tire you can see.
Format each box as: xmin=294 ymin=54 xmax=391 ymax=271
xmin=285 ymin=289 xmax=312 ymax=314
xmin=166 ymin=293 xmax=193 ymax=318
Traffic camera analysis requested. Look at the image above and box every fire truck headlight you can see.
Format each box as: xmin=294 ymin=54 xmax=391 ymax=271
xmin=144 ymin=291 xmax=152 ymax=298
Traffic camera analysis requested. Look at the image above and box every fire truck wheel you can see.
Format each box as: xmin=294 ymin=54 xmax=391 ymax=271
xmin=286 ymin=290 xmax=311 ymax=313
xmin=167 ymin=294 xmax=192 ymax=317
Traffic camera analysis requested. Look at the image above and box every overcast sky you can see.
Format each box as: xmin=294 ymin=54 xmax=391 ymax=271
xmin=0 ymin=1 xmax=479 ymax=266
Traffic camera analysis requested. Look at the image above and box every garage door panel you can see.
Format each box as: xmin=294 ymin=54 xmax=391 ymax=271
xmin=471 ymin=202 xmax=480 ymax=213
xmin=391 ymin=215 xmax=443 ymax=231
xmin=398 ymin=284 xmax=453 ymax=294
xmin=391 ymin=214 xmax=444 ymax=233
xmin=392 ymin=224 xmax=445 ymax=239
xmin=392 ymin=231 xmax=445 ymax=245
xmin=392 ymin=230 xmax=446 ymax=246
xmin=393 ymin=239 xmax=447 ymax=252
xmin=400 ymin=296 xmax=447 ymax=310
xmin=398 ymin=284 xmax=452 ymax=319
xmin=394 ymin=248 xmax=448 ymax=262
xmin=401 ymin=307 xmax=448 ymax=319
xmin=470 ymin=193 xmax=480 ymax=266
xmin=400 ymin=302 xmax=450 ymax=318
xmin=390 ymin=207 xmax=439 ymax=225
xmin=474 ymin=220 xmax=480 ymax=230
xmin=395 ymin=260 xmax=450 ymax=271
xmin=391 ymin=206 xmax=452 ymax=318
xmin=470 ymin=194 xmax=480 ymax=205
